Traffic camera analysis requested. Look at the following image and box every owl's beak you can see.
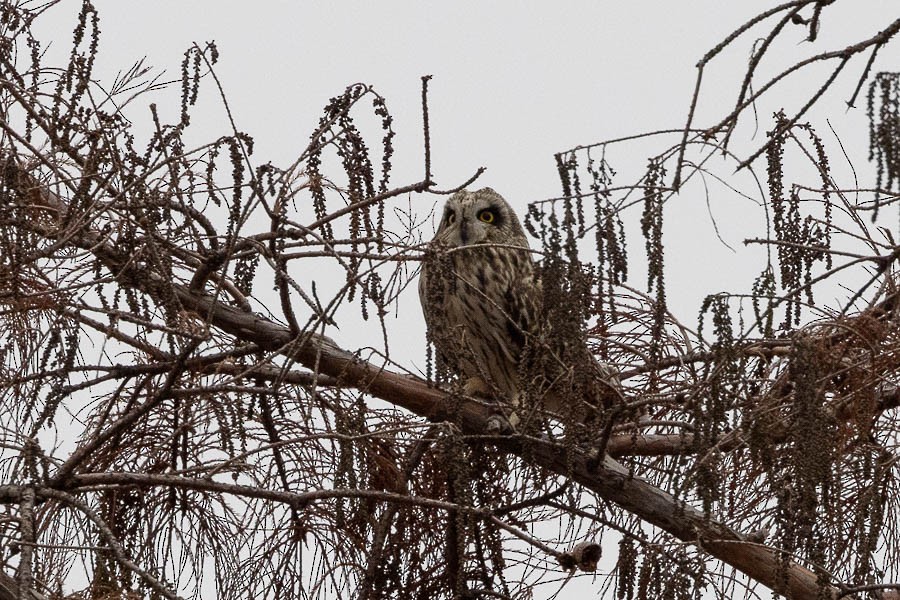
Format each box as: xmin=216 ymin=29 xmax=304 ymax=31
xmin=459 ymin=218 xmax=469 ymax=244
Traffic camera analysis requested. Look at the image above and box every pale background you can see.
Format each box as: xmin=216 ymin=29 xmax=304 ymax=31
xmin=28 ymin=1 xmax=897 ymax=597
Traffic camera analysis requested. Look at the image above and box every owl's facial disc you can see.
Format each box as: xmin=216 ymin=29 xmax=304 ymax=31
xmin=444 ymin=207 xmax=457 ymax=226
xmin=434 ymin=188 xmax=518 ymax=248
xmin=440 ymin=203 xmax=502 ymax=247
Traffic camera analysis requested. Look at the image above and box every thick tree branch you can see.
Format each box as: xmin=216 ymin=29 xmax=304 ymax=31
xmin=6 ymin=160 xmax=848 ymax=600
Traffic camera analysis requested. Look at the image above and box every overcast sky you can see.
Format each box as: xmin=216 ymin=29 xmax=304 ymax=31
xmin=25 ymin=1 xmax=898 ymax=594
xmin=31 ymin=2 xmax=893 ymax=336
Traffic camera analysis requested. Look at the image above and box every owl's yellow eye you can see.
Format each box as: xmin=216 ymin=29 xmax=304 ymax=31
xmin=445 ymin=209 xmax=456 ymax=225
xmin=478 ymin=209 xmax=496 ymax=224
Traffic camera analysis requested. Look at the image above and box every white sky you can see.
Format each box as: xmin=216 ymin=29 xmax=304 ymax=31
xmin=25 ymin=1 xmax=899 ymax=597
xmin=31 ymin=2 xmax=895 ymax=339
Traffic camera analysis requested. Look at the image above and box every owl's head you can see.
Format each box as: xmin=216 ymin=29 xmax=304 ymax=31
xmin=432 ymin=188 xmax=528 ymax=248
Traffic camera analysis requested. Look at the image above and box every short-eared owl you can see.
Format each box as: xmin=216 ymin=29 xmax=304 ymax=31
xmin=419 ymin=188 xmax=617 ymax=421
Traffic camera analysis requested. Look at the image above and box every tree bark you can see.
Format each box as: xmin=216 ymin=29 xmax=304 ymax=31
xmin=7 ymin=160 xmax=848 ymax=600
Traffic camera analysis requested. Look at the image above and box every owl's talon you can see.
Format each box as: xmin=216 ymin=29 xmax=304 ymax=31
xmin=485 ymin=414 xmax=513 ymax=435
xmin=585 ymin=445 xmax=604 ymax=472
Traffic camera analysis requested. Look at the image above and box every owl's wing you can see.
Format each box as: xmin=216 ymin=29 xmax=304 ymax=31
xmin=526 ymin=262 xmax=621 ymax=412
xmin=502 ymin=264 xmax=541 ymax=356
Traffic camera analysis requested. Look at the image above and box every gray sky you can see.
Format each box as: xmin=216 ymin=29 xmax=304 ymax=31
xmin=26 ymin=1 xmax=897 ymax=596
xmin=32 ymin=2 xmax=891 ymax=332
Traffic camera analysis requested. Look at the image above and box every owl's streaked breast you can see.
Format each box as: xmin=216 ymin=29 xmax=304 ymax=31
xmin=420 ymin=188 xmax=621 ymax=419
xmin=420 ymin=243 xmax=537 ymax=399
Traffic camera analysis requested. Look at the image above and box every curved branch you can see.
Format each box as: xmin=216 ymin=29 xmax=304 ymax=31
xmin=8 ymin=156 xmax=856 ymax=600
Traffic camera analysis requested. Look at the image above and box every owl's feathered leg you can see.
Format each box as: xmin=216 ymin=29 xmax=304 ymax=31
xmin=463 ymin=376 xmax=491 ymax=397
xmin=460 ymin=376 xmax=519 ymax=434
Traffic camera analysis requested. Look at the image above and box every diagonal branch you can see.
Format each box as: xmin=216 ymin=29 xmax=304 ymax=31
xmin=6 ymin=159 xmax=851 ymax=600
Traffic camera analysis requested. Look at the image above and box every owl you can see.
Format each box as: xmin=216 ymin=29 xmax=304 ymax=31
xmin=419 ymin=188 xmax=618 ymax=424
